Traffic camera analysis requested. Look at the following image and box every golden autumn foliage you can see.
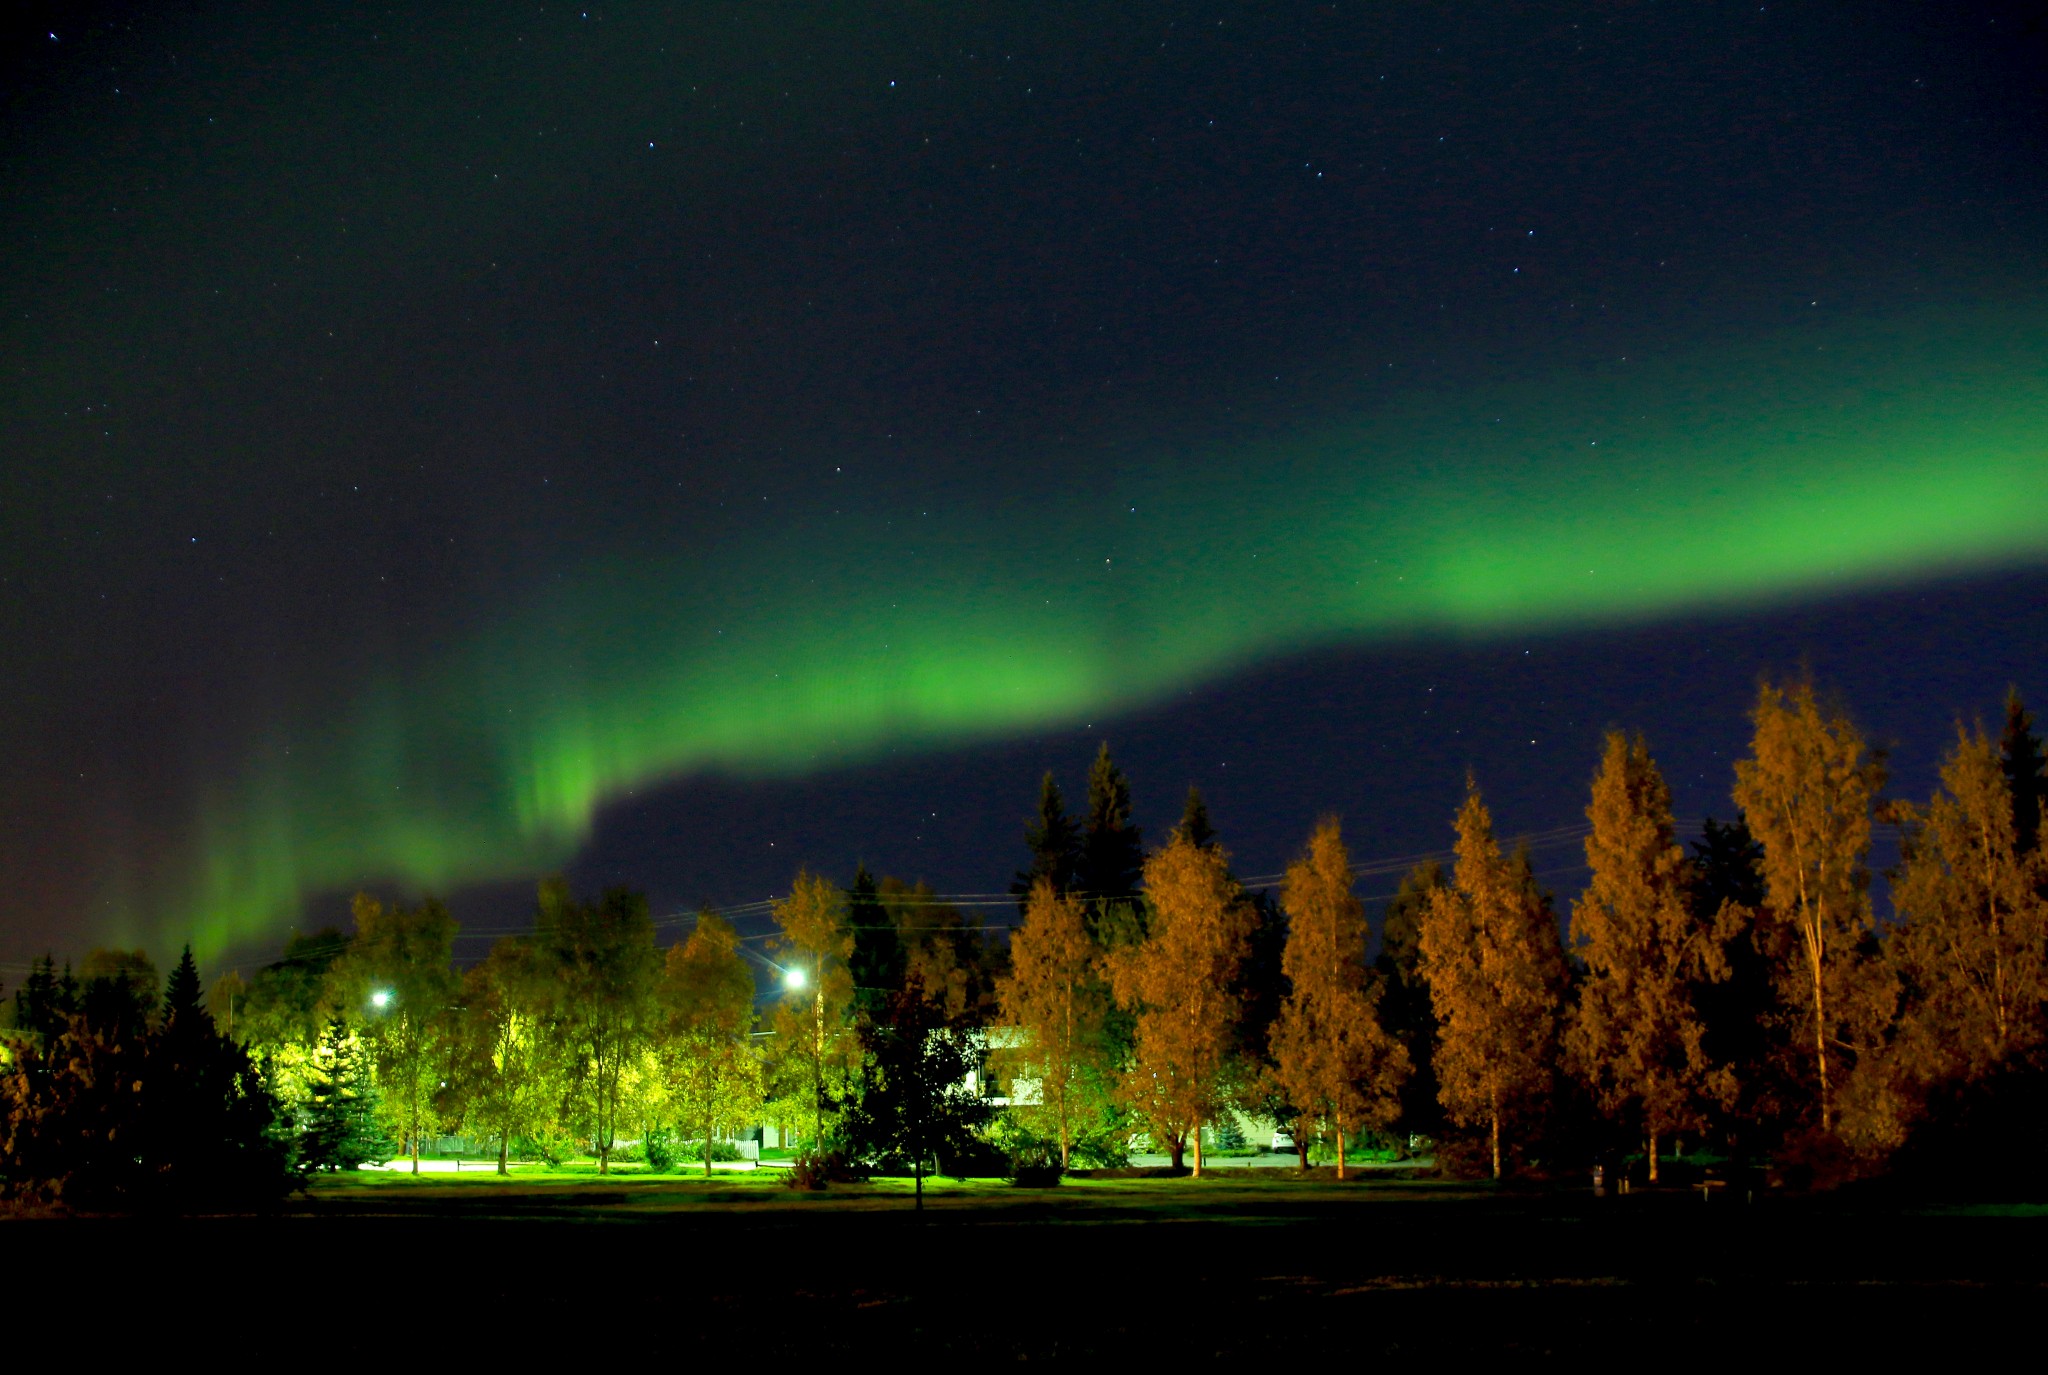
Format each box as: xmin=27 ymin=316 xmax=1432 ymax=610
xmin=994 ymin=877 xmax=1106 ymax=1167
xmin=658 ymin=910 xmax=765 ymax=1176
xmin=768 ymin=869 xmax=857 ymax=1151
xmin=1731 ymin=679 xmax=1886 ymax=1135
xmin=1268 ymin=819 xmax=1408 ymax=1178
xmin=1565 ymin=732 xmax=1734 ymax=1180
xmin=1888 ymin=726 xmax=2048 ymax=1086
xmin=1110 ymin=833 xmax=1253 ymax=1175
xmin=1419 ymin=780 xmax=1566 ymax=1179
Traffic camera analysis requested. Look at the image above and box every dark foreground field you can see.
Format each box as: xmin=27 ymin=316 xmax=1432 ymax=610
xmin=10 ymin=1173 xmax=2044 ymax=1357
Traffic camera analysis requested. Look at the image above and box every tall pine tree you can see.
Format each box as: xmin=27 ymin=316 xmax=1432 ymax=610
xmin=846 ymin=866 xmax=904 ymax=1023
xmin=2001 ymin=689 xmax=2044 ymax=858
xmin=1011 ymin=772 xmax=1080 ymax=906
xmin=1078 ymin=742 xmax=1143 ymax=902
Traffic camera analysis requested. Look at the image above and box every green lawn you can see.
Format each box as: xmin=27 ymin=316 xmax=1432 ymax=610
xmin=298 ymin=1164 xmax=1491 ymax=1223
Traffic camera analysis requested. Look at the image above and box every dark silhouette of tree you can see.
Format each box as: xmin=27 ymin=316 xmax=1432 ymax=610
xmin=1079 ymin=742 xmax=1144 ymax=903
xmin=1374 ymin=861 xmax=1443 ymax=1140
xmin=884 ymin=878 xmax=1003 ymax=1024
xmin=9 ymin=956 xmax=75 ymax=1046
xmin=1 ymin=947 xmax=295 ymax=1208
xmin=143 ymin=946 xmax=296 ymax=1202
xmin=1176 ymin=785 xmax=1218 ymax=851
xmin=846 ymin=866 xmax=904 ymax=1023
xmin=1234 ymin=888 xmax=1300 ymax=1162
xmin=2001 ymin=688 xmax=2045 ymax=858
xmin=162 ymin=949 xmax=202 ymax=1026
xmin=842 ymin=971 xmax=993 ymax=1209
xmin=77 ymin=949 xmax=157 ymax=1042
xmin=1011 ymin=771 xmax=1079 ymax=905
xmin=1691 ymin=815 xmax=1785 ymax=1147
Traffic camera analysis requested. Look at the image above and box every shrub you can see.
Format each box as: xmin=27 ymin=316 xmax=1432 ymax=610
xmin=1009 ymin=1146 xmax=1062 ymax=1187
xmin=781 ymin=1149 xmax=865 ymax=1190
xmin=642 ymin=1127 xmax=679 ymax=1173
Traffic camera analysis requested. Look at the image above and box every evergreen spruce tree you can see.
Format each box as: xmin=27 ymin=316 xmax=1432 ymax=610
xmin=846 ymin=865 xmax=904 ymax=1023
xmin=146 ymin=945 xmax=297 ymax=1203
xmin=10 ymin=956 xmax=70 ymax=1044
xmin=1690 ymin=815 xmax=1784 ymax=1146
xmin=299 ymin=1018 xmax=391 ymax=1172
xmin=2001 ymin=688 xmax=2045 ymax=857
xmin=1176 ymin=786 xmax=1218 ymax=851
xmin=1078 ymin=742 xmax=1143 ymax=902
xmin=163 ymin=946 xmax=204 ymax=1025
xmin=1011 ymin=772 xmax=1080 ymax=905
xmin=1374 ymin=861 xmax=1444 ymax=1140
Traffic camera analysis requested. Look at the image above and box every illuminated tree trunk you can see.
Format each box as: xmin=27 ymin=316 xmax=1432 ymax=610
xmin=1191 ymin=1116 xmax=1203 ymax=1177
xmin=812 ymin=969 xmax=825 ymax=1153
xmin=498 ymin=1130 xmax=509 ymax=1176
xmin=1647 ymin=1129 xmax=1658 ymax=1184
xmin=1489 ymin=1083 xmax=1501 ymax=1181
xmin=1805 ymin=906 xmax=1830 ymax=1132
xmin=1336 ymin=1123 xmax=1347 ymax=1181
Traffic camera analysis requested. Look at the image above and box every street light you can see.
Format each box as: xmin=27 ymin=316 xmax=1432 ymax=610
xmin=370 ymin=989 xmax=393 ymax=1011
xmin=782 ymin=967 xmax=807 ymax=992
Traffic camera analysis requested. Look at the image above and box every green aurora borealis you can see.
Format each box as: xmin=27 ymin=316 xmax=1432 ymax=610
xmin=164 ymin=302 xmax=2048 ymax=956
xmin=13 ymin=2 xmax=2048 ymax=962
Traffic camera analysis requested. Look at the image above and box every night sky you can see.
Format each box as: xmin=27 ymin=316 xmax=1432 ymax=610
xmin=5 ymin=2 xmax=2047 ymax=966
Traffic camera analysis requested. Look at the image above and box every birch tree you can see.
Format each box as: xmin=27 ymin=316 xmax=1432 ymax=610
xmin=995 ymin=877 xmax=1105 ymax=1168
xmin=1889 ymin=725 xmax=2048 ymax=1083
xmin=1731 ymin=679 xmax=1884 ymax=1133
xmin=329 ymin=893 xmax=457 ymax=1174
xmin=769 ymin=870 xmax=856 ymax=1153
xmin=453 ymin=936 xmax=558 ymax=1173
xmin=658 ymin=910 xmax=765 ymax=1176
xmin=537 ymin=880 xmax=658 ymax=1173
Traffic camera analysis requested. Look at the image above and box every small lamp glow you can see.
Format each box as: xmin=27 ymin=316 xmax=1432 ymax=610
xmin=370 ymin=989 xmax=393 ymax=1010
xmin=782 ymin=967 xmax=807 ymax=992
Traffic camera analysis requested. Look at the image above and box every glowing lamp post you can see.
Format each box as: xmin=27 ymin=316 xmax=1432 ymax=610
xmin=782 ymin=966 xmax=807 ymax=992
xmin=370 ymin=988 xmax=393 ymax=1012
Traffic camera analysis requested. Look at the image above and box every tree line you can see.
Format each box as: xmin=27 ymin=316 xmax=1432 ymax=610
xmin=4 ymin=678 xmax=2046 ymax=1203
xmin=998 ymin=682 xmax=2048 ymax=1185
